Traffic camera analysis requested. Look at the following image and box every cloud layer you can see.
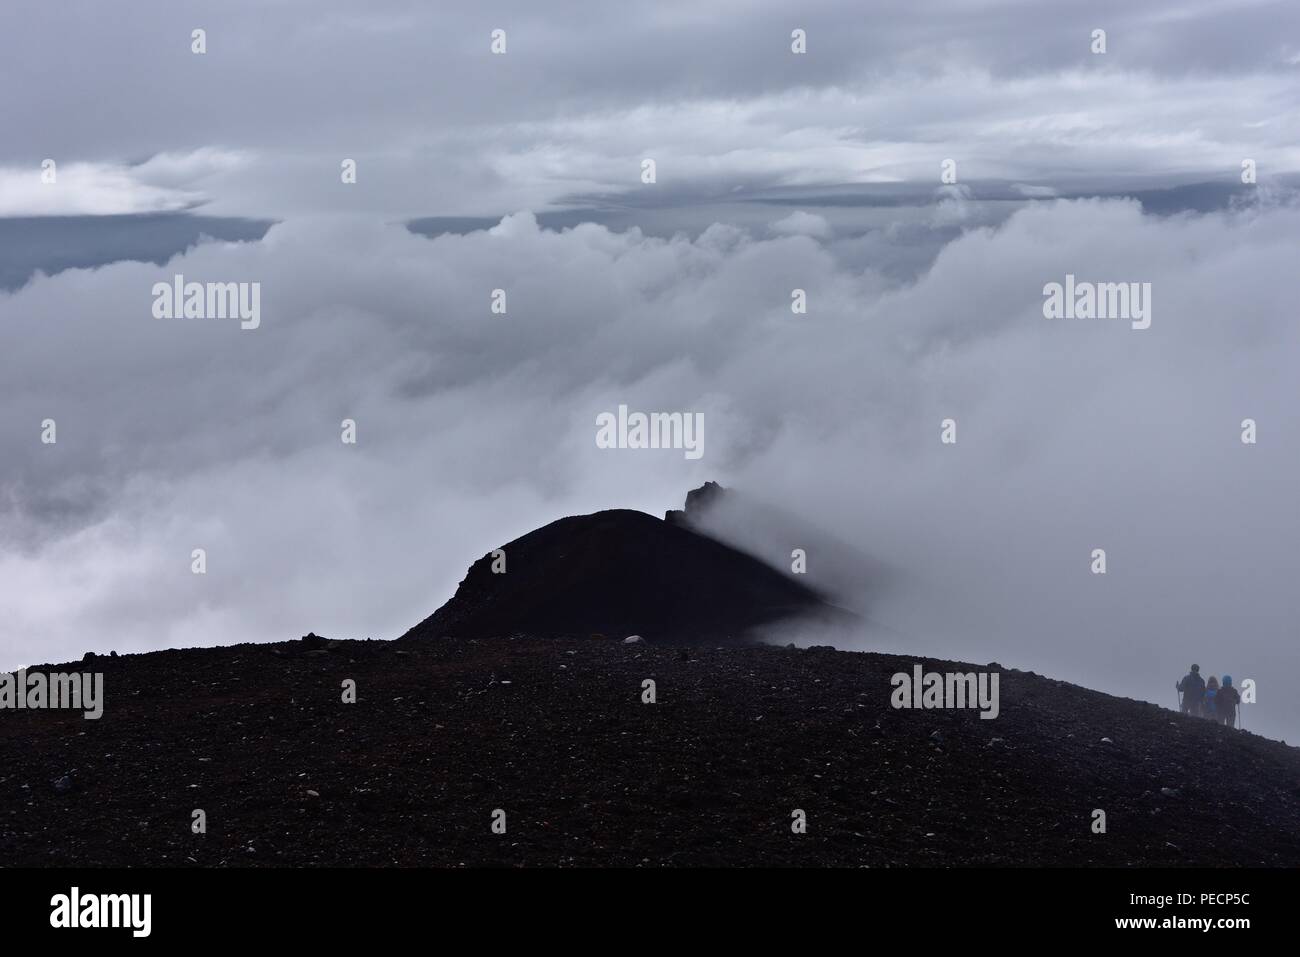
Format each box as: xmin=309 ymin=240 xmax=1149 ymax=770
xmin=3 ymin=0 xmax=1297 ymax=216
xmin=2 ymin=192 xmax=1297 ymax=739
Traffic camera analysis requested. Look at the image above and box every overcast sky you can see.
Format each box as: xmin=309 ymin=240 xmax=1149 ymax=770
xmin=2 ymin=0 xmax=1298 ymax=741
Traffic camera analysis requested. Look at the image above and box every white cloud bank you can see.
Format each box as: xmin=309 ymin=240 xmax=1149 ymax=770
xmin=1 ymin=195 xmax=1298 ymax=740
xmin=0 ymin=150 xmax=249 ymax=216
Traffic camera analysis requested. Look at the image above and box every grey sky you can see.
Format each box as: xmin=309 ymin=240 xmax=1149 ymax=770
xmin=1 ymin=0 xmax=1298 ymax=741
xmin=2 ymin=0 xmax=1299 ymax=217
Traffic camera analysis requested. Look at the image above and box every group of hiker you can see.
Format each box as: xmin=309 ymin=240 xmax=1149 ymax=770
xmin=1176 ymin=664 xmax=1243 ymax=728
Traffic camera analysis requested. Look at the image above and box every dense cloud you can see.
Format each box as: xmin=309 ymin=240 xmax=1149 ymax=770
xmin=2 ymin=193 xmax=1298 ymax=739
xmin=2 ymin=0 xmax=1298 ymax=217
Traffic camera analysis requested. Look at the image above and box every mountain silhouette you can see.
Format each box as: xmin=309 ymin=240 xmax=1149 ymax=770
xmin=401 ymin=489 xmax=851 ymax=642
xmin=7 ymin=494 xmax=1298 ymax=869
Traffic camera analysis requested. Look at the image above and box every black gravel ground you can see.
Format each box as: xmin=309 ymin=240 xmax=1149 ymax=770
xmin=2 ymin=635 xmax=1298 ymax=867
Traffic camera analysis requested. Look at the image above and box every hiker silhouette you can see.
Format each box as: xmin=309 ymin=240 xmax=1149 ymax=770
xmin=1177 ymin=664 xmax=1205 ymax=717
xmin=1217 ymin=675 xmax=1242 ymax=728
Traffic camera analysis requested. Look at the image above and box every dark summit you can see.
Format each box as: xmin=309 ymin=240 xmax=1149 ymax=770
xmin=401 ymin=486 xmax=848 ymax=643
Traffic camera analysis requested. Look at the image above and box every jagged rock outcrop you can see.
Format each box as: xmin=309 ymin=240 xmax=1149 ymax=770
xmin=401 ymin=501 xmax=850 ymax=643
xmin=665 ymin=480 xmax=727 ymax=528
